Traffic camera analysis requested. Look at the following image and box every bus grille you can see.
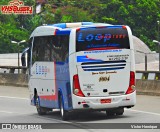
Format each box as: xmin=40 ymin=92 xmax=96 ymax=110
xmin=81 ymin=60 xmax=126 ymax=71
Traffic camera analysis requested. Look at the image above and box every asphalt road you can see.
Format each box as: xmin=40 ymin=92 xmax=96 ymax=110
xmin=0 ymin=85 xmax=160 ymax=131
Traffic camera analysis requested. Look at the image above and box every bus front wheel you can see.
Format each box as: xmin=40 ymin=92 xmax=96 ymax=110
xmin=59 ymin=95 xmax=69 ymax=120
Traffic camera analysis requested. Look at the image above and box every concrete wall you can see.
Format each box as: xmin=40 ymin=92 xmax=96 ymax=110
xmin=0 ymin=53 xmax=22 ymax=66
xmin=136 ymin=80 xmax=160 ymax=96
xmin=0 ymin=73 xmax=28 ymax=87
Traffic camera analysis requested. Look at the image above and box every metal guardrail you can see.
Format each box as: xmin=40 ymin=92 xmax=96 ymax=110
xmin=0 ymin=66 xmax=27 ymax=74
xmin=0 ymin=65 xmax=160 ymax=79
xmin=136 ymin=71 xmax=160 ymax=80
xmin=135 ymin=50 xmax=159 ymax=71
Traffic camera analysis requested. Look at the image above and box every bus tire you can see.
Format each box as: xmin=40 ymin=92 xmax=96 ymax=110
xmin=35 ymin=96 xmax=46 ymax=115
xmin=106 ymin=111 xmax=115 ymax=116
xmin=106 ymin=109 xmax=116 ymax=116
xmin=116 ymin=108 xmax=124 ymax=116
xmin=59 ymin=95 xmax=69 ymax=121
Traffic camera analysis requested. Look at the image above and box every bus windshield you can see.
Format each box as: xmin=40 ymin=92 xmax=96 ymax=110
xmin=76 ymin=27 xmax=130 ymax=52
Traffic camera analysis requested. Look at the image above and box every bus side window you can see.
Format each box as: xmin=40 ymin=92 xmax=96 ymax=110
xmin=38 ymin=37 xmax=45 ymax=61
xmin=32 ymin=36 xmax=52 ymax=63
xmin=42 ymin=37 xmax=51 ymax=61
xmin=54 ymin=36 xmax=62 ymax=49
xmin=61 ymin=35 xmax=69 ymax=62
xmin=44 ymin=46 xmax=51 ymax=61
xmin=32 ymin=35 xmax=69 ymax=63
xmin=50 ymin=35 xmax=69 ymax=62
xmin=51 ymin=36 xmax=62 ymax=62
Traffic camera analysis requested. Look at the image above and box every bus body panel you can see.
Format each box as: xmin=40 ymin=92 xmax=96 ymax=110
xmin=69 ymin=25 xmax=136 ymax=110
xmin=30 ymin=26 xmax=59 ymax=38
xmin=29 ymin=23 xmax=136 ymax=113
xmin=29 ymin=61 xmax=72 ymax=110
xmin=55 ymin=61 xmax=72 ymax=110
xmin=76 ymin=49 xmax=131 ymax=97
xmin=29 ymin=26 xmax=73 ymax=110
xmin=29 ymin=62 xmax=59 ymax=108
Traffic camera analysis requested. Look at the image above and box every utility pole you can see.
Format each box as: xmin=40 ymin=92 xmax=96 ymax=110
xmin=157 ymin=21 xmax=160 ymax=71
xmin=11 ymin=40 xmax=26 ymax=74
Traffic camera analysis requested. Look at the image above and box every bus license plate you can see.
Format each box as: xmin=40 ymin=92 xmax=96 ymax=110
xmin=100 ymin=99 xmax=111 ymax=104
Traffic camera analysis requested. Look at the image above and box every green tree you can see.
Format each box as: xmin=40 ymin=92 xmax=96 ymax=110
xmin=1 ymin=0 xmax=160 ymax=53
xmin=98 ymin=0 xmax=160 ymax=51
xmin=0 ymin=0 xmax=35 ymax=53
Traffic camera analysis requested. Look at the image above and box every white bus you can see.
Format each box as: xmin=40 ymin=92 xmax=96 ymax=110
xmin=28 ymin=22 xmax=136 ymax=120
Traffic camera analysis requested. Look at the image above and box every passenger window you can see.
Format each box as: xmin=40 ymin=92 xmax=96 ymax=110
xmin=32 ymin=35 xmax=69 ymax=63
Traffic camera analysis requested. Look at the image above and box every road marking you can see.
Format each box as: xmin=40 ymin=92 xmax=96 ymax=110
xmin=127 ymin=109 xmax=160 ymax=116
xmin=0 ymin=96 xmax=29 ymax=100
xmin=0 ymin=111 xmax=14 ymax=114
xmin=35 ymin=115 xmax=70 ymax=123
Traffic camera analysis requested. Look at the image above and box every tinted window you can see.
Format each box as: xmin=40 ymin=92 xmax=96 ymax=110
xmin=32 ymin=35 xmax=69 ymax=64
xmin=32 ymin=36 xmax=49 ymax=63
xmin=76 ymin=27 xmax=130 ymax=52
xmin=50 ymin=35 xmax=69 ymax=62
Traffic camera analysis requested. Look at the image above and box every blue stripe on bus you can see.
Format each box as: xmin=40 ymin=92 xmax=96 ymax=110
xmin=52 ymin=23 xmax=66 ymax=28
xmin=55 ymin=61 xmax=73 ymax=110
xmin=77 ymin=56 xmax=103 ymax=62
xmin=106 ymin=26 xmax=124 ymax=28
xmin=81 ymin=60 xmax=126 ymax=65
xmin=51 ymin=22 xmax=93 ymax=29
xmin=55 ymin=30 xmax=71 ymax=35
xmin=83 ymin=67 xmax=125 ymax=71
xmin=82 ymin=64 xmax=126 ymax=68
xmin=77 ymin=25 xmax=124 ymax=31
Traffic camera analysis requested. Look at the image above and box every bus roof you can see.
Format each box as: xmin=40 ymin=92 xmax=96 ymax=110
xmin=30 ymin=22 xmax=94 ymax=37
xmin=30 ymin=22 xmax=126 ymax=38
xmin=49 ymin=22 xmax=93 ymax=28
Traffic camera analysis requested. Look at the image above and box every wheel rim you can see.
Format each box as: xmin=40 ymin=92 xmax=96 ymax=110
xmin=36 ymin=98 xmax=40 ymax=112
xmin=60 ymin=98 xmax=64 ymax=117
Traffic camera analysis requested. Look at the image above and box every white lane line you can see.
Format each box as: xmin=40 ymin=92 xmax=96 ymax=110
xmin=35 ymin=115 xmax=70 ymax=123
xmin=0 ymin=111 xmax=14 ymax=114
xmin=0 ymin=96 xmax=29 ymax=100
xmin=126 ymin=109 xmax=160 ymax=116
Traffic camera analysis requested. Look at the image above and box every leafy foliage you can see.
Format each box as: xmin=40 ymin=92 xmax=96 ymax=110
xmin=0 ymin=0 xmax=160 ymax=53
